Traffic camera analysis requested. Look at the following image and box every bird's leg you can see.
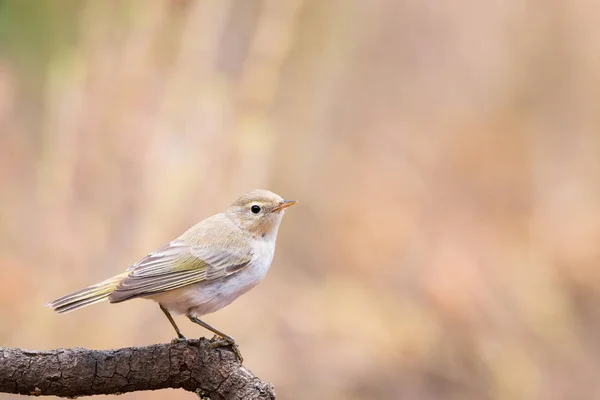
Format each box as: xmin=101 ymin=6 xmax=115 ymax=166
xmin=188 ymin=316 xmax=243 ymax=363
xmin=159 ymin=304 xmax=187 ymax=343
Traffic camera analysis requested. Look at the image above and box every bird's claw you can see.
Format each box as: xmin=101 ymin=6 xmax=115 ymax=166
xmin=209 ymin=336 xmax=244 ymax=363
xmin=171 ymin=335 xmax=187 ymax=344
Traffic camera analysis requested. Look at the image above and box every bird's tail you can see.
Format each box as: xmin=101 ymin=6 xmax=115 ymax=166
xmin=46 ymin=272 xmax=128 ymax=314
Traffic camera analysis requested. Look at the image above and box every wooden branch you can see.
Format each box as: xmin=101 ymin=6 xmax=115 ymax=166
xmin=0 ymin=339 xmax=275 ymax=399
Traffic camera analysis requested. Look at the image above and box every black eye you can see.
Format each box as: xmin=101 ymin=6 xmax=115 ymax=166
xmin=251 ymin=205 xmax=261 ymax=214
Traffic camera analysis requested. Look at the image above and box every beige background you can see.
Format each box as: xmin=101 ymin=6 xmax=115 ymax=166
xmin=1 ymin=1 xmax=600 ymax=399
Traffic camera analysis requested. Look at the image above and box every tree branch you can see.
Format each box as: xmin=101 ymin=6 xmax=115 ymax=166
xmin=0 ymin=339 xmax=275 ymax=399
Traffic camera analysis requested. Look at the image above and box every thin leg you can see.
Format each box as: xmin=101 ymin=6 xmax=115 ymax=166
xmin=188 ymin=316 xmax=234 ymax=341
xmin=188 ymin=316 xmax=243 ymax=363
xmin=160 ymin=304 xmax=186 ymax=340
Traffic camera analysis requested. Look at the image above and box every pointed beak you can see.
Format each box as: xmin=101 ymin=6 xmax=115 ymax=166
xmin=272 ymin=200 xmax=297 ymax=212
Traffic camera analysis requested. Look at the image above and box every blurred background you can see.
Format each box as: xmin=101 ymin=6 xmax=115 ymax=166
xmin=1 ymin=0 xmax=600 ymax=399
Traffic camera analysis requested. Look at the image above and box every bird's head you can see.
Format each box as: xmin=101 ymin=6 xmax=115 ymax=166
xmin=228 ymin=189 xmax=297 ymax=239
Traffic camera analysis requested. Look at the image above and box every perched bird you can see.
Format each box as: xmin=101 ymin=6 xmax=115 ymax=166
xmin=46 ymin=189 xmax=296 ymax=362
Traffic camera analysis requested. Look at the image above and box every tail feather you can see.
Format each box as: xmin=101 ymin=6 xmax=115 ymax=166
xmin=46 ymin=273 xmax=127 ymax=314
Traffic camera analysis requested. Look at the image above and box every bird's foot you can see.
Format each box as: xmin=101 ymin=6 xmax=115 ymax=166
xmin=171 ymin=334 xmax=187 ymax=344
xmin=209 ymin=335 xmax=244 ymax=363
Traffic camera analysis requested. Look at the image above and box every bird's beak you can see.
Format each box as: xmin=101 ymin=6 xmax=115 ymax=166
xmin=272 ymin=200 xmax=297 ymax=212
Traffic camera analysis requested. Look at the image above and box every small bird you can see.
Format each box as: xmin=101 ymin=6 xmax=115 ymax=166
xmin=46 ymin=189 xmax=296 ymax=362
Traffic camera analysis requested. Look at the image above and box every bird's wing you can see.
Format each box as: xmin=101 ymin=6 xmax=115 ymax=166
xmin=109 ymin=241 xmax=252 ymax=303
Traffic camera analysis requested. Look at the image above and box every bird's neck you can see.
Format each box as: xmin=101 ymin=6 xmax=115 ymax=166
xmin=261 ymin=223 xmax=281 ymax=242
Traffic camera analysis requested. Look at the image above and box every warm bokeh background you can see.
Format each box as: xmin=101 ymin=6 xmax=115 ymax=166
xmin=1 ymin=1 xmax=600 ymax=399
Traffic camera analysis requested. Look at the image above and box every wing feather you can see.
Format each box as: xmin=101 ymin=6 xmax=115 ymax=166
xmin=109 ymin=241 xmax=252 ymax=303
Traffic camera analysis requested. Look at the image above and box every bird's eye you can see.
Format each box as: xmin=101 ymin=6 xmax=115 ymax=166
xmin=251 ymin=205 xmax=261 ymax=214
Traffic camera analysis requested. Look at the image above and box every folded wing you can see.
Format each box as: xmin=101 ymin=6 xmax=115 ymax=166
xmin=109 ymin=241 xmax=252 ymax=303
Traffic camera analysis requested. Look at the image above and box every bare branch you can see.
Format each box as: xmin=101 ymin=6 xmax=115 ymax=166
xmin=0 ymin=339 xmax=275 ymax=399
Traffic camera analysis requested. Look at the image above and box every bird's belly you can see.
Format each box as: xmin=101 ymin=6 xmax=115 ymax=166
xmin=149 ymin=253 xmax=273 ymax=317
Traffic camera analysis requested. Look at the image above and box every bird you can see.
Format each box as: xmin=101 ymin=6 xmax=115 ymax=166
xmin=46 ymin=189 xmax=296 ymax=362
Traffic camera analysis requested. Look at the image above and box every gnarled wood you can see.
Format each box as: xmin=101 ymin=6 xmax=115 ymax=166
xmin=0 ymin=339 xmax=275 ymax=399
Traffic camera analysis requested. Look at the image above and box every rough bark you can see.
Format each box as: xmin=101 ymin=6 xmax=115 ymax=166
xmin=0 ymin=338 xmax=275 ymax=399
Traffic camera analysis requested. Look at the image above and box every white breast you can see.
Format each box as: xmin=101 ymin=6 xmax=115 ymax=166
xmin=246 ymin=236 xmax=276 ymax=283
